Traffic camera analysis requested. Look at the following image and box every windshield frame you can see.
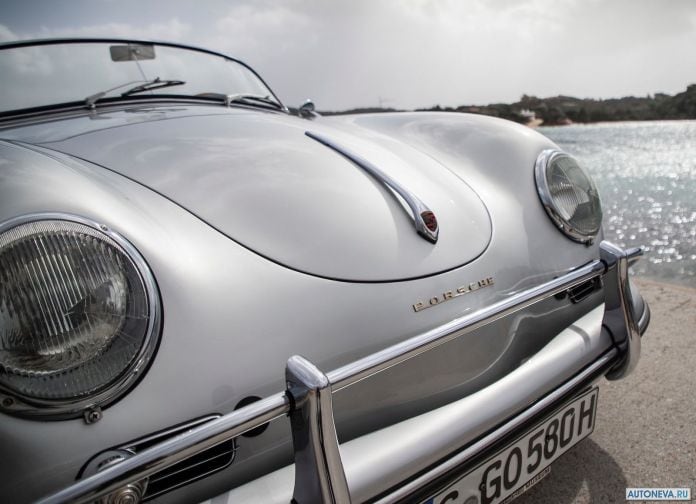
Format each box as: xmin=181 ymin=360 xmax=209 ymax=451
xmin=0 ymin=37 xmax=287 ymax=119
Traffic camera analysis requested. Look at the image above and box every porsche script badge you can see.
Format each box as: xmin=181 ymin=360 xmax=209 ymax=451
xmin=413 ymin=277 xmax=494 ymax=312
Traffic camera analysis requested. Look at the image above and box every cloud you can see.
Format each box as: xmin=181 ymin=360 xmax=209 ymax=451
xmin=0 ymin=24 xmax=19 ymax=42
xmin=2 ymin=0 xmax=695 ymax=109
xmin=10 ymin=18 xmax=192 ymax=43
xmin=186 ymin=0 xmax=696 ymax=109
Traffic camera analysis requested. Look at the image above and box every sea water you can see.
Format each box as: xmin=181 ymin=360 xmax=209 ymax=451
xmin=540 ymin=120 xmax=696 ymax=288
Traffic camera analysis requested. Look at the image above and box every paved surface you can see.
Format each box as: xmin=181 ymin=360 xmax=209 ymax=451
xmin=515 ymin=279 xmax=696 ymax=504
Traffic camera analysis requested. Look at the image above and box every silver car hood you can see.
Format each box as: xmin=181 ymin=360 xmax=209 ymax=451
xmin=19 ymin=106 xmax=491 ymax=281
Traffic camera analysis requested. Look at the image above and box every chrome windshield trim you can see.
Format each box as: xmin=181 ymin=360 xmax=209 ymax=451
xmin=0 ymin=38 xmax=287 ymax=119
xmin=305 ymin=130 xmax=439 ymax=243
xmin=37 ymin=241 xmax=644 ymax=504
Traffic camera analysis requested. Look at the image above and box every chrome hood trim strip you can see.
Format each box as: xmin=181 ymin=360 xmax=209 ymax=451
xmin=305 ymin=130 xmax=439 ymax=243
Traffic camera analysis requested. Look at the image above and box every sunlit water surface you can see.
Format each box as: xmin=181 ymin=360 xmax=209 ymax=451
xmin=539 ymin=120 xmax=696 ymax=288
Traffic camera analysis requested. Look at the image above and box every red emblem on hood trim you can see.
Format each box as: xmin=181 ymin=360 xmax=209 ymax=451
xmin=421 ymin=211 xmax=438 ymax=233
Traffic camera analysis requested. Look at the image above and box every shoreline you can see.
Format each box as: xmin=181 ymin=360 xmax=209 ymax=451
xmin=537 ymin=117 xmax=696 ymax=128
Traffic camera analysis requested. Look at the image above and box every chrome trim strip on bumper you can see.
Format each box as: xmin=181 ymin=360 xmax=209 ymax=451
xmin=375 ymin=349 xmax=617 ymax=503
xmin=217 ymin=304 xmax=612 ymax=503
xmin=36 ymin=241 xmax=644 ymax=504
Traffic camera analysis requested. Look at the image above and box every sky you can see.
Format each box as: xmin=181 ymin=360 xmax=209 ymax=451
xmin=2 ymin=0 xmax=695 ymax=111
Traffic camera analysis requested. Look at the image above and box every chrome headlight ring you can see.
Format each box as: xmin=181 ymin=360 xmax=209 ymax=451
xmin=0 ymin=213 xmax=161 ymax=419
xmin=535 ymin=149 xmax=603 ymax=244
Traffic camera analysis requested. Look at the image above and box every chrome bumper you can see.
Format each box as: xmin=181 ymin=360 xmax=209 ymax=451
xmin=37 ymin=241 xmax=647 ymax=504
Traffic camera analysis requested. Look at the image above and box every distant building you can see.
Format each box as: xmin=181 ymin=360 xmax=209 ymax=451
xmin=518 ymin=109 xmax=536 ymax=121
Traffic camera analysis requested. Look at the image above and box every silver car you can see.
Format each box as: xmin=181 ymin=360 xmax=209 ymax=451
xmin=0 ymin=39 xmax=649 ymax=504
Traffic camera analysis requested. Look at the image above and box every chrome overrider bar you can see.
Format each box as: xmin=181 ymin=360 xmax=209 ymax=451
xmin=37 ymin=241 xmax=643 ymax=504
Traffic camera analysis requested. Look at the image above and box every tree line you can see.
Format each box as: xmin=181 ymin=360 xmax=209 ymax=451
xmin=320 ymin=84 xmax=696 ymax=125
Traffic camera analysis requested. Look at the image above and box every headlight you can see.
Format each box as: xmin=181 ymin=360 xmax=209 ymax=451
xmin=0 ymin=214 xmax=160 ymax=418
xmin=535 ymin=149 xmax=602 ymax=243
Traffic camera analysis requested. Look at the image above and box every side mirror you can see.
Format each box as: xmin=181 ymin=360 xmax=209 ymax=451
xmin=299 ymin=99 xmax=318 ymax=119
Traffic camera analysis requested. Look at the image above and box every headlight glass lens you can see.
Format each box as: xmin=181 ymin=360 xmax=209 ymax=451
xmin=0 ymin=217 xmax=159 ymax=415
xmin=535 ymin=150 xmax=602 ymax=242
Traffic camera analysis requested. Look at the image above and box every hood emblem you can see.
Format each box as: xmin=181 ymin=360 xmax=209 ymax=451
xmin=305 ymin=130 xmax=439 ymax=243
xmin=413 ymin=277 xmax=494 ymax=312
xmin=421 ymin=211 xmax=438 ymax=234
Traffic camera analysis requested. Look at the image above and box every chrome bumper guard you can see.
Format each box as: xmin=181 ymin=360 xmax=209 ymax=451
xmin=38 ymin=241 xmax=645 ymax=504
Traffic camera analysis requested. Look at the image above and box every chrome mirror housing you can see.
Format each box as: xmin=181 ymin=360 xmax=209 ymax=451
xmin=299 ymin=99 xmax=317 ymax=118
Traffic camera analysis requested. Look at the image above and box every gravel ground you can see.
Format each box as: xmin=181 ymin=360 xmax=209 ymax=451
xmin=515 ymin=278 xmax=696 ymax=504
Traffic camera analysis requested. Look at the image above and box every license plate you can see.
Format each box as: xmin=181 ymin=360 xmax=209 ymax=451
xmin=423 ymin=388 xmax=598 ymax=504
